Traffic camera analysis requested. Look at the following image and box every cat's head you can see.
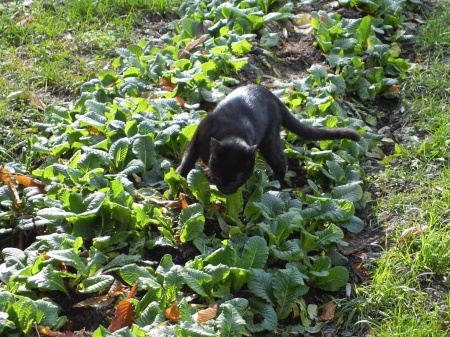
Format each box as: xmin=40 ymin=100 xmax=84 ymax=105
xmin=208 ymin=138 xmax=257 ymax=195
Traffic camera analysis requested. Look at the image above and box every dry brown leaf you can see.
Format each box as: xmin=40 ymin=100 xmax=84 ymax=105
xmin=29 ymin=91 xmax=46 ymax=111
xmin=18 ymin=15 xmax=36 ymax=26
xmin=398 ymin=226 xmax=428 ymax=242
xmin=179 ymin=34 xmax=208 ymax=59
xmin=318 ymin=303 xmax=336 ymax=322
xmin=179 ymin=192 xmax=189 ymax=210
xmin=10 ymin=174 xmax=46 ymax=194
xmin=88 ymin=127 xmax=103 ymax=136
xmin=108 ymin=283 xmax=138 ymax=332
xmin=75 ymin=280 xmax=127 ymax=308
xmin=37 ymin=325 xmax=85 ymax=337
xmin=159 ymin=77 xmax=177 ymax=92
xmin=108 ymin=280 xmax=128 ymax=299
xmin=417 ymin=55 xmax=424 ymax=62
xmin=0 ymin=167 xmax=11 ymax=185
xmin=197 ymin=302 xmax=218 ymax=324
xmin=73 ymin=295 xmax=115 ymax=308
xmin=165 ymin=301 xmax=180 ymax=322
xmin=175 ymin=96 xmax=186 ymax=109
xmin=388 ymin=85 xmax=400 ymax=93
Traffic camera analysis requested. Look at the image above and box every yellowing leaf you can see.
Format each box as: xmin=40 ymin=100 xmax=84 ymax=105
xmin=165 ymin=301 xmax=180 ymax=322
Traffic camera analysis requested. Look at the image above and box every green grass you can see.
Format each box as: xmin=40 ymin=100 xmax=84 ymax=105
xmin=0 ymin=0 xmax=180 ymax=162
xmin=355 ymin=2 xmax=450 ymax=335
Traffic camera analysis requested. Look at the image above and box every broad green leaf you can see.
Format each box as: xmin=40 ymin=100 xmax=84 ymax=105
xmin=273 ymin=268 xmax=308 ymax=319
xmin=341 ymin=215 xmax=365 ymax=233
xmin=187 ymin=170 xmax=211 ymax=205
xmin=78 ymin=275 xmax=114 ymax=293
xmin=311 ymin=266 xmax=349 ymax=291
xmin=357 ymin=16 xmax=372 ymax=49
xmin=27 ymin=265 xmax=70 ymax=297
xmin=247 ymin=298 xmax=278 ymax=333
xmin=331 ymin=182 xmax=363 ymax=202
xmin=109 ymin=138 xmax=131 ymax=171
xmin=181 ymin=268 xmax=212 ymax=298
xmin=240 ymin=236 xmax=269 ymax=269
xmin=35 ymin=299 xmax=61 ymax=327
xmin=133 ymin=135 xmax=157 ymax=172
xmin=12 ymin=299 xmax=36 ymax=334
xmin=47 ymin=248 xmax=88 ymax=277
xmin=179 ymin=203 xmax=205 ymax=243
xmin=216 ymin=303 xmax=246 ymax=337
xmin=120 ymin=264 xmax=153 ymax=285
xmin=247 ymin=269 xmax=273 ymax=304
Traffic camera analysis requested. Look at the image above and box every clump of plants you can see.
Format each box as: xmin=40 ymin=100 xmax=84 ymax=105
xmin=0 ymin=0 xmax=415 ymax=335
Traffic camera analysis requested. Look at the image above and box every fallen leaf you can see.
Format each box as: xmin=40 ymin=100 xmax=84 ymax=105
xmin=175 ymin=96 xmax=186 ymax=108
xmin=179 ymin=34 xmax=208 ymax=59
xmin=179 ymin=193 xmax=189 ymax=210
xmin=74 ymin=280 xmax=127 ymax=308
xmin=108 ymin=280 xmax=128 ymax=298
xmin=29 ymin=91 xmax=46 ymax=111
xmin=159 ymin=77 xmax=176 ymax=92
xmin=398 ymin=226 xmax=428 ymax=242
xmin=197 ymin=302 xmax=218 ymax=324
xmin=417 ymin=55 xmax=424 ymax=62
xmin=73 ymin=295 xmax=115 ymax=308
xmin=88 ymin=127 xmax=103 ymax=136
xmin=0 ymin=167 xmax=11 ymax=185
xmin=389 ymin=85 xmax=400 ymax=93
xmin=165 ymin=301 xmax=180 ymax=322
xmin=37 ymin=325 xmax=85 ymax=336
xmin=18 ymin=15 xmax=36 ymax=26
xmin=108 ymin=283 xmax=137 ymax=332
xmin=10 ymin=174 xmax=46 ymax=194
xmin=318 ymin=302 xmax=336 ymax=322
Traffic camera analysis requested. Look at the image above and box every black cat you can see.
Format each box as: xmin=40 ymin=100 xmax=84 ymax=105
xmin=177 ymin=85 xmax=361 ymax=195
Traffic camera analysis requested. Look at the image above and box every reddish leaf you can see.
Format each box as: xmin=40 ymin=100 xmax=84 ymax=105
xmin=108 ymin=283 xmax=137 ymax=332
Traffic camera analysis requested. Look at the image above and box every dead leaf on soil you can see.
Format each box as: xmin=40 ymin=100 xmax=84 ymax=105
xmin=398 ymin=226 xmax=428 ymax=242
xmin=108 ymin=283 xmax=138 ymax=332
xmin=318 ymin=302 xmax=337 ymax=322
xmin=74 ymin=280 xmax=128 ymax=308
xmin=29 ymin=91 xmax=46 ymax=111
xmin=165 ymin=301 xmax=181 ymax=322
xmin=197 ymin=302 xmax=218 ymax=324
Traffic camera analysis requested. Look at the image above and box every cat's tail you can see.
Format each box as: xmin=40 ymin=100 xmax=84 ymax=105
xmin=279 ymin=102 xmax=361 ymax=141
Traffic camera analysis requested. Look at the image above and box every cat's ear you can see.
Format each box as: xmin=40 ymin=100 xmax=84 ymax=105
xmin=247 ymin=144 xmax=257 ymax=155
xmin=210 ymin=138 xmax=222 ymax=156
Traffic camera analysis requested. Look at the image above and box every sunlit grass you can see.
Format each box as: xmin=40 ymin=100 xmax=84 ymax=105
xmin=356 ymin=2 xmax=450 ymax=335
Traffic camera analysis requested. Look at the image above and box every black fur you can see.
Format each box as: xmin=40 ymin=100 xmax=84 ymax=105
xmin=177 ymin=85 xmax=361 ymax=194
